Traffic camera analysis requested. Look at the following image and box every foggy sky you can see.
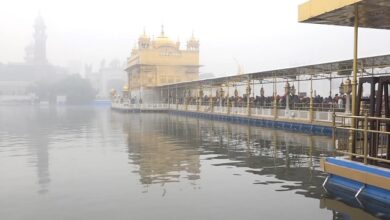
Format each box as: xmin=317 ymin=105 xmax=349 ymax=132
xmin=1 ymin=0 xmax=390 ymax=76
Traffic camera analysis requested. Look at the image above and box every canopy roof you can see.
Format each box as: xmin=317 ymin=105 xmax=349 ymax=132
xmin=156 ymin=54 xmax=390 ymax=88
xmin=299 ymin=0 xmax=390 ymax=29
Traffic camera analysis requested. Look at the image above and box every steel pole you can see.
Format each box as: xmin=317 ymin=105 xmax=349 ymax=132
xmin=310 ymin=75 xmax=314 ymax=122
xmin=352 ymin=5 xmax=359 ymax=119
xmin=351 ymin=5 xmax=359 ymax=157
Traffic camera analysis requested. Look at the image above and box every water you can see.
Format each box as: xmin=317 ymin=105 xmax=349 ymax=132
xmin=0 ymin=106 xmax=383 ymax=220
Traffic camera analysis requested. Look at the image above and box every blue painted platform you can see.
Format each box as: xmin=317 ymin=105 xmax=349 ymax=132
xmin=324 ymin=184 xmax=390 ymax=219
xmin=324 ymin=157 xmax=390 ymax=205
xmin=172 ymin=110 xmax=333 ymax=136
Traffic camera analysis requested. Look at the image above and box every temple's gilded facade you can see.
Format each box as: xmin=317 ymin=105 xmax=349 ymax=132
xmin=125 ymin=27 xmax=200 ymax=93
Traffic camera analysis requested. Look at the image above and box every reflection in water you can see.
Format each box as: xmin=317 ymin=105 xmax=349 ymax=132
xmin=122 ymin=113 xmax=385 ymax=219
xmin=124 ymin=115 xmax=201 ymax=186
xmin=0 ymin=107 xmax=385 ymax=220
xmin=320 ymin=197 xmax=380 ymax=220
xmin=124 ymin=114 xmax=331 ymax=199
xmin=0 ymin=107 xmax=93 ymax=194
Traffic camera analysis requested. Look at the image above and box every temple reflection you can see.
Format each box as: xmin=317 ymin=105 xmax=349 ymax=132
xmin=121 ymin=113 xmax=384 ymax=219
xmin=123 ymin=113 xmax=332 ymax=195
xmin=124 ymin=114 xmax=201 ymax=186
xmin=195 ymin=117 xmax=331 ymax=200
xmin=0 ymin=107 xmax=95 ymax=194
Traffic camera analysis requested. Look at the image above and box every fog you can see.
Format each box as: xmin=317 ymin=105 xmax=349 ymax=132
xmin=1 ymin=2 xmax=390 ymax=219
xmin=1 ymin=0 xmax=390 ymax=76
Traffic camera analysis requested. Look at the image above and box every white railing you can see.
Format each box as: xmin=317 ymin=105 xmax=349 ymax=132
xmin=112 ymin=102 xmax=342 ymax=123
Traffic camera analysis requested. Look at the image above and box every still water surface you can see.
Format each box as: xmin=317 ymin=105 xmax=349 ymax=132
xmin=0 ymin=106 xmax=383 ymax=220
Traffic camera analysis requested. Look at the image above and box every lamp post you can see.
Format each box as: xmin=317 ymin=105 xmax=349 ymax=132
xmin=291 ymin=84 xmax=296 ymax=96
xmin=285 ymin=81 xmax=291 ymax=111
xmin=309 ymin=76 xmax=314 ymax=122
xmin=339 ymin=81 xmax=345 ymax=111
xmin=234 ymin=86 xmax=238 ymax=108
xmin=273 ymin=76 xmax=278 ymax=119
xmin=345 ymin=77 xmax=352 ymax=113
xmin=209 ymin=86 xmax=213 ymax=113
xmin=198 ymin=87 xmax=203 ymax=111
xmin=291 ymin=84 xmax=296 ymax=110
xmin=184 ymin=89 xmax=188 ymax=111
xmin=220 ymin=87 xmax=225 ymax=108
xmin=340 ymin=78 xmax=352 ymax=113
xmin=246 ymin=80 xmax=251 ymax=116
xmin=226 ymin=83 xmax=230 ymax=114
xmin=260 ymin=86 xmax=264 ymax=107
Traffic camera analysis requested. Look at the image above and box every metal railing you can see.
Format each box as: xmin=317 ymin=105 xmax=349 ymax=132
xmin=332 ymin=113 xmax=390 ymax=165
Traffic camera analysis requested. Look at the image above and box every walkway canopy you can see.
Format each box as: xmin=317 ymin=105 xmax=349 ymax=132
xmin=299 ymin=0 xmax=390 ymax=29
xmin=157 ymin=54 xmax=390 ymax=88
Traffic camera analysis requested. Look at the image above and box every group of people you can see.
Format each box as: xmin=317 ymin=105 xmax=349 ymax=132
xmin=165 ymin=93 xmax=348 ymax=111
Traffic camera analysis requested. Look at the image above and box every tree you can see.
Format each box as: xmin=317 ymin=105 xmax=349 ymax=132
xmin=31 ymin=74 xmax=96 ymax=105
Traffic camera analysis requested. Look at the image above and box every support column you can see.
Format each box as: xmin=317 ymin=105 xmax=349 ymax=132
xmin=196 ymin=89 xmax=199 ymax=111
xmin=273 ymin=76 xmax=278 ymax=120
xmin=139 ymin=71 xmax=142 ymax=107
xmin=160 ymin=88 xmax=162 ymax=104
xmin=352 ymin=4 xmax=359 ymax=120
xmin=309 ymin=75 xmax=314 ymax=122
xmin=185 ymin=88 xmax=188 ymax=111
xmin=197 ymin=87 xmax=201 ymax=112
xmin=209 ymin=86 xmax=214 ymax=113
xmin=247 ymin=79 xmax=251 ymax=116
xmin=219 ymin=87 xmax=223 ymax=109
xmin=285 ymin=81 xmax=290 ymax=111
xmin=329 ymin=75 xmax=332 ymax=98
xmin=297 ymin=75 xmax=300 ymax=95
xmin=227 ymin=83 xmax=230 ymax=115
xmin=129 ymin=73 xmax=133 ymax=102
xmin=176 ymin=85 xmax=178 ymax=110
xmin=168 ymin=86 xmax=170 ymax=110
xmin=350 ymin=4 xmax=359 ymax=156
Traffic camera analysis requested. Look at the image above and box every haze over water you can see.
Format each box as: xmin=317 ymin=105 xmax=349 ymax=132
xmin=0 ymin=106 xmax=381 ymax=220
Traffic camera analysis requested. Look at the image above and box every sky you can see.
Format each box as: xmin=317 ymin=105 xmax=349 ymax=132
xmin=1 ymin=0 xmax=390 ymax=77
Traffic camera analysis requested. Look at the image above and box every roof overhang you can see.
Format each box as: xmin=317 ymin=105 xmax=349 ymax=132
xmin=155 ymin=54 xmax=390 ymax=89
xmin=299 ymin=0 xmax=390 ymax=29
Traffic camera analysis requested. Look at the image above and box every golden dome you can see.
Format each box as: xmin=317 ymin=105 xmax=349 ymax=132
xmin=154 ymin=36 xmax=176 ymax=48
xmin=153 ymin=25 xmax=176 ymax=48
xmin=123 ymin=84 xmax=129 ymax=91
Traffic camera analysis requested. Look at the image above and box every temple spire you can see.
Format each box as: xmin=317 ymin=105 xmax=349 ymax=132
xmin=160 ymin=25 xmax=165 ymax=37
xmin=30 ymin=12 xmax=47 ymax=64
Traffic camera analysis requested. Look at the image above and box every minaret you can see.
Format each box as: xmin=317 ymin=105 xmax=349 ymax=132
xmin=160 ymin=25 xmax=165 ymax=37
xmin=138 ymin=28 xmax=150 ymax=49
xmin=33 ymin=13 xmax=48 ymax=64
xmin=187 ymin=31 xmax=199 ymax=51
